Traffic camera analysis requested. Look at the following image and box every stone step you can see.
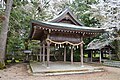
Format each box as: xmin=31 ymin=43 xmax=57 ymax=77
xmin=33 ymin=68 xmax=104 ymax=76
xmin=103 ymin=61 xmax=120 ymax=67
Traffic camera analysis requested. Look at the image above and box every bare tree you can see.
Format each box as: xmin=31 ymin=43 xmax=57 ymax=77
xmin=0 ymin=0 xmax=13 ymax=66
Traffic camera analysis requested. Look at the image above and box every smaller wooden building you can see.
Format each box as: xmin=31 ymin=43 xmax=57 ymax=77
xmin=29 ymin=8 xmax=105 ymax=67
xmin=86 ymin=39 xmax=115 ymax=63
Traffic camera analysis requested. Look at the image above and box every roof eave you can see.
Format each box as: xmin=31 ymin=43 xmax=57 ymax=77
xmin=30 ymin=20 xmax=105 ymax=33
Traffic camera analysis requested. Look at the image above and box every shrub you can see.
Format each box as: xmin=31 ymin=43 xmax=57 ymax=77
xmin=0 ymin=62 xmax=5 ymax=69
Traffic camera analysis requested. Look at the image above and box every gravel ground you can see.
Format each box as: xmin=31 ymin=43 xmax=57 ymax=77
xmin=0 ymin=63 xmax=120 ymax=80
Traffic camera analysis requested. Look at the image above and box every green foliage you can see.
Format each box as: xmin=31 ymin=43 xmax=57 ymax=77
xmin=0 ymin=62 xmax=5 ymax=69
xmin=80 ymin=14 xmax=100 ymax=27
xmin=70 ymin=0 xmax=99 ymax=27
xmin=7 ymin=0 xmax=52 ymax=53
xmin=5 ymin=0 xmax=52 ymax=62
xmin=5 ymin=51 xmax=25 ymax=64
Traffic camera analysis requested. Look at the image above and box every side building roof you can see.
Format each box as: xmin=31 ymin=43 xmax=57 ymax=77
xmin=86 ymin=39 xmax=115 ymax=50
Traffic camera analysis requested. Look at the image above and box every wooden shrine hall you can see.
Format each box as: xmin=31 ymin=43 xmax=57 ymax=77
xmin=29 ymin=8 xmax=105 ymax=67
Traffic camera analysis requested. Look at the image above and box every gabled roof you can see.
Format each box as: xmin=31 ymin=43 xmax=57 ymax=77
xmin=86 ymin=39 xmax=114 ymax=50
xmin=50 ymin=8 xmax=84 ymax=26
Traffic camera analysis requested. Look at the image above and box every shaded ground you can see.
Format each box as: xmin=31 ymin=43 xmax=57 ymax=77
xmin=0 ymin=63 xmax=120 ymax=80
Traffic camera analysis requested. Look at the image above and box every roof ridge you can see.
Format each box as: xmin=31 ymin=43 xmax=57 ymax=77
xmin=50 ymin=7 xmax=84 ymax=26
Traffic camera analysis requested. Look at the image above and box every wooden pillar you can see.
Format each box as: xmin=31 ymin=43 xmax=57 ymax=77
xmin=43 ymin=43 xmax=45 ymax=63
xmin=91 ymin=51 xmax=92 ymax=63
xmin=36 ymin=53 xmax=39 ymax=61
xmin=71 ymin=46 xmax=74 ymax=64
xmin=64 ymin=46 xmax=66 ymax=62
xmin=39 ymin=43 xmax=42 ymax=62
xmin=109 ymin=49 xmax=111 ymax=60
xmin=101 ymin=51 xmax=103 ymax=59
xmin=31 ymin=52 xmax=33 ymax=61
xmin=47 ymin=42 xmax=50 ymax=67
xmin=99 ymin=50 xmax=102 ymax=63
xmin=105 ymin=53 xmax=106 ymax=58
xmin=26 ymin=53 xmax=29 ymax=61
xmin=80 ymin=37 xmax=84 ymax=67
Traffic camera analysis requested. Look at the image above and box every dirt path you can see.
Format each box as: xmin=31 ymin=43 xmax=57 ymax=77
xmin=0 ymin=63 xmax=120 ymax=80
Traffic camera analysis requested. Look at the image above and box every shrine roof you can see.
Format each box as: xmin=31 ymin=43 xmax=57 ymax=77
xmin=31 ymin=19 xmax=105 ymax=33
xmin=29 ymin=7 xmax=106 ymax=41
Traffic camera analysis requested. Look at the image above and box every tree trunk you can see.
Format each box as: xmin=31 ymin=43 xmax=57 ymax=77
xmin=0 ymin=0 xmax=13 ymax=66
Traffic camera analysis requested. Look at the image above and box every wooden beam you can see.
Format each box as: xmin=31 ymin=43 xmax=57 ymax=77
xmin=80 ymin=37 xmax=84 ymax=67
xmin=43 ymin=43 xmax=45 ymax=63
xmin=71 ymin=46 xmax=74 ymax=64
xmin=64 ymin=46 xmax=66 ymax=62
